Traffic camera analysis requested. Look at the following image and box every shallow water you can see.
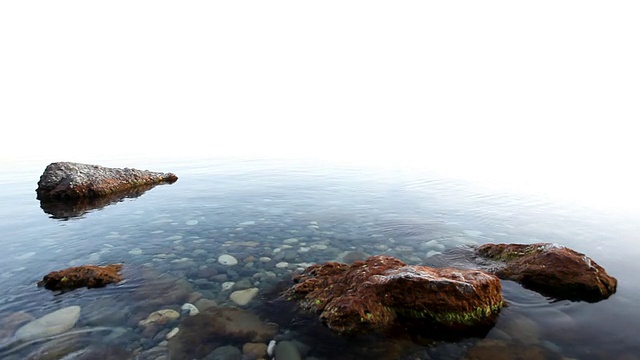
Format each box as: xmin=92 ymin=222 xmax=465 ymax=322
xmin=1 ymin=157 xmax=639 ymax=359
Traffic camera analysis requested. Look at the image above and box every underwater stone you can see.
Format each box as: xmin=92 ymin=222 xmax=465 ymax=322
xmin=15 ymin=306 xmax=81 ymax=341
xmin=284 ymin=255 xmax=503 ymax=335
xmin=274 ymin=340 xmax=302 ymax=360
xmin=138 ymin=309 xmax=180 ymax=327
xmin=167 ymin=307 xmax=277 ymax=359
xmin=218 ymin=254 xmax=238 ymax=266
xmin=230 ymin=288 xmax=259 ymax=306
xmin=242 ymin=342 xmax=268 ymax=359
xmin=477 ymin=243 xmax=617 ymax=302
xmin=462 ymin=338 xmax=561 ymax=360
xmin=181 ymin=303 xmax=199 ymax=316
xmin=166 ymin=327 xmax=180 ymax=340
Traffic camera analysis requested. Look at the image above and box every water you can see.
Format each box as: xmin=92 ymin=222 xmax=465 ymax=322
xmin=0 ymin=157 xmax=639 ymax=359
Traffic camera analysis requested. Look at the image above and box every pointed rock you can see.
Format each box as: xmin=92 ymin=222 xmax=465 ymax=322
xmin=36 ymin=162 xmax=177 ymax=201
xmin=230 ymin=288 xmax=259 ymax=306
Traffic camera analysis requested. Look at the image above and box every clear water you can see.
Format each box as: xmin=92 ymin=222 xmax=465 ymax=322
xmin=1 ymin=157 xmax=639 ymax=359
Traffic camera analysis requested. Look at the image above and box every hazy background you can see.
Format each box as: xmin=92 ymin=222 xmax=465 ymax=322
xmin=1 ymin=1 xmax=638 ymax=211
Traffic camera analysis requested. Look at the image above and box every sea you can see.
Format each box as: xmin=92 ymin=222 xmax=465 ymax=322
xmin=0 ymin=156 xmax=639 ymax=359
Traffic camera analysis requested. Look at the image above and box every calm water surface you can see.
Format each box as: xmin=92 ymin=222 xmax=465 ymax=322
xmin=0 ymin=157 xmax=638 ymax=359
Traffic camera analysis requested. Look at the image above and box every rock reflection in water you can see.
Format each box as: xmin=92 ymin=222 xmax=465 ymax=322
xmin=38 ymin=183 xmax=162 ymax=219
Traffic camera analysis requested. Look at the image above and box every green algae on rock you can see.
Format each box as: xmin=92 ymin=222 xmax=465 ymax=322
xmin=284 ymin=255 xmax=504 ymax=335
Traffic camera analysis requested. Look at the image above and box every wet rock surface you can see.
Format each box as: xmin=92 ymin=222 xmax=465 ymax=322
xmin=37 ymin=264 xmax=123 ymax=291
xmin=36 ymin=162 xmax=177 ymax=201
xmin=284 ymin=255 xmax=504 ymax=336
xmin=477 ymin=243 xmax=617 ymax=301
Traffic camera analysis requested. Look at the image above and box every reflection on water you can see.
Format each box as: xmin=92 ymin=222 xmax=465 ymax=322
xmin=38 ymin=183 xmax=173 ymax=220
xmin=0 ymin=158 xmax=639 ymax=359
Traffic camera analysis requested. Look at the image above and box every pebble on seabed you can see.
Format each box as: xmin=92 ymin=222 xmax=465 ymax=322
xmin=230 ymin=288 xmax=259 ymax=306
xmin=267 ymin=340 xmax=277 ymax=357
xmin=181 ymin=303 xmax=199 ymax=316
xmin=222 ymin=282 xmax=235 ymax=291
xmin=166 ymin=327 xmax=180 ymax=339
xmin=218 ymin=254 xmax=238 ymax=266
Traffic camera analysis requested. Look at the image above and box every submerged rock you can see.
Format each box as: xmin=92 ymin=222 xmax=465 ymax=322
xmin=167 ymin=307 xmax=278 ymax=359
xmin=37 ymin=264 xmax=123 ymax=291
xmin=476 ymin=243 xmax=617 ymax=302
xmin=203 ymin=345 xmax=242 ymax=360
xmin=283 ymin=255 xmax=504 ymax=336
xmin=462 ymin=338 xmax=561 ymax=360
xmin=15 ymin=306 xmax=81 ymax=341
xmin=230 ymin=288 xmax=259 ymax=306
xmin=274 ymin=340 xmax=302 ymax=360
xmin=138 ymin=309 xmax=181 ymax=327
xmin=36 ymin=162 xmax=177 ymax=201
xmin=0 ymin=311 xmax=35 ymax=339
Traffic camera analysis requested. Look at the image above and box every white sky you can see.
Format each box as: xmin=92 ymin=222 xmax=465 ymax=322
xmin=1 ymin=1 xmax=639 ymax=211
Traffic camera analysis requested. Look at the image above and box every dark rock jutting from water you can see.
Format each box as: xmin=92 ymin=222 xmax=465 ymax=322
xmin=476 ymin=243 xmax=617 ymax=302
xmin=37 ymin=264 xmax=123 ymax=291
xmin=283 ymin=255 xmax=504 ymax=336
xmin=36 ymin=162 xmax=178 ymax=201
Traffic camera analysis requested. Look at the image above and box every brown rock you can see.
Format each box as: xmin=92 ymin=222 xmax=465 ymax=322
xmin=242 ymin=342 xmax=268 ymax=358
xmin=284 ymin=255 xmax=504 ymax=335
xmin=187 ymin=291 xmax=204 ymax=304
xmin=477 ymin=243 xmax=617 ymax=301
xmin=194 ymin=298 xmax=218 ymax=312
xmin=167 ymin=307 xmax=278 ymax=359
xmin=36 ymin=162 xmax=177 ymax=201
xmin=37 ymin=264 xmax=123 ymax=291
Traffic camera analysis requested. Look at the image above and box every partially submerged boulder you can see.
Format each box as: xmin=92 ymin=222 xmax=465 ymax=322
xmin=38 ymin=264 xmax=123 ymax=291
xmin=476 ymin=243 xmax=617 ymax=302
xmin=284 ymin=255 xmax=504 ymax=335
xmin=36 ymin=162 xmax=177 ymax=201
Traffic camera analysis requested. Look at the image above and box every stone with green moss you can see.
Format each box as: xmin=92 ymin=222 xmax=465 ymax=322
xmin=284 ymin=255 xmax=504 ymax=336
